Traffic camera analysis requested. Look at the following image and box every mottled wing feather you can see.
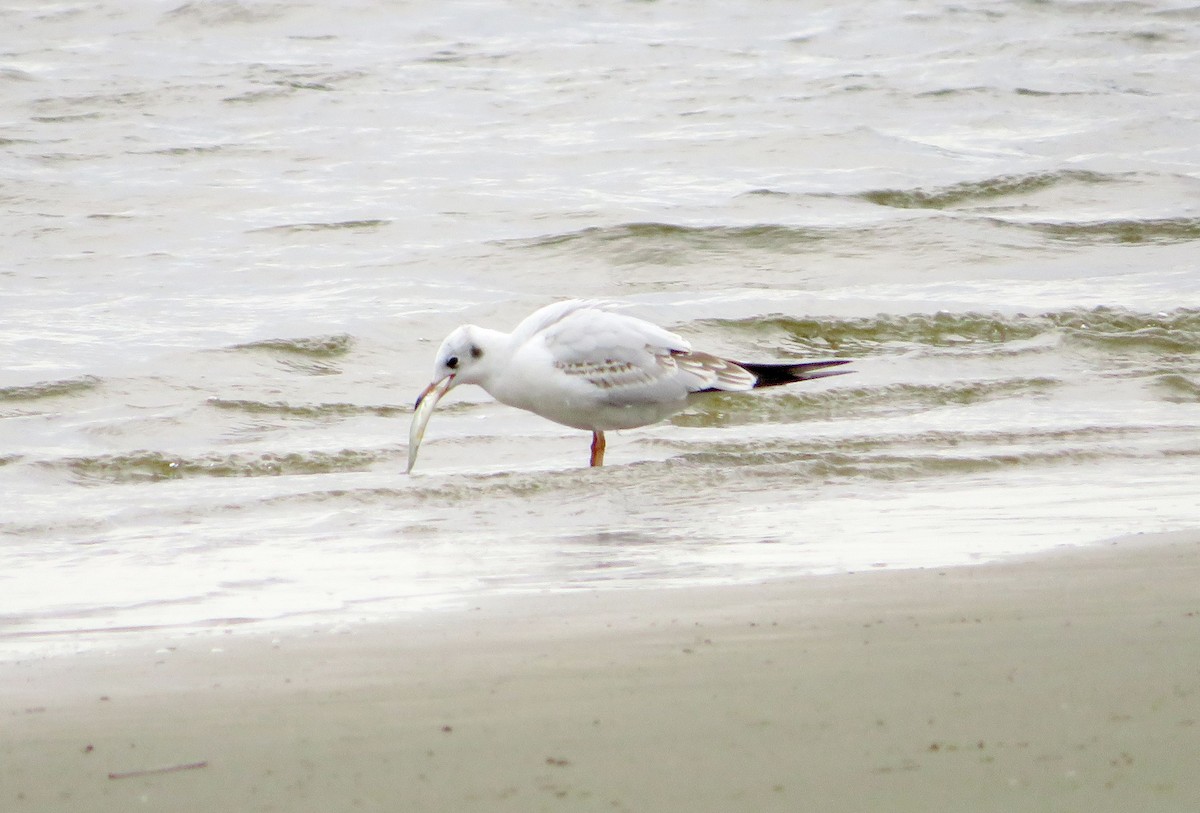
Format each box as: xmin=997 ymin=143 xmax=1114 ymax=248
xmin=672 ymin=351 xmax=757 ymax=392
xmin=521 ymin=303 xmax=691 ymax=400
xmin=555 ymin=356 xmax=663 ymax=391
xmin=515 ymin=300 xmax=761 ymax=402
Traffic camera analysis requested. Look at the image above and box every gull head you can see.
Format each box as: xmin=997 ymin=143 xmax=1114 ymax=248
xmin=406 ymin=326 xmax=490 ymax=473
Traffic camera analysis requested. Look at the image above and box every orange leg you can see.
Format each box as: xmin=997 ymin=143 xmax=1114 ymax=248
xmin=590 ymin=431 xmax=606 ymax=467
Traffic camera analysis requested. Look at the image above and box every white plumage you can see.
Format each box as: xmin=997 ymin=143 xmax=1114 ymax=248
xmin=407 ymin=300 xmax=850 ymax=471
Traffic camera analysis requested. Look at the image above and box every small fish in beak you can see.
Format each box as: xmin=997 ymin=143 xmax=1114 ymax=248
xmin=406 ymin=374 xmax=453 ymax=473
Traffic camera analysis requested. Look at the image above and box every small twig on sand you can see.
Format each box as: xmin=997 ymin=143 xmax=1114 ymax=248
xmin=107 ymin=761 xmax=208 ymax=780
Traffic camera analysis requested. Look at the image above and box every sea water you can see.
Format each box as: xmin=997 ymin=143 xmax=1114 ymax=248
xmin=2 ymin=0 xmax=1198 ymax=652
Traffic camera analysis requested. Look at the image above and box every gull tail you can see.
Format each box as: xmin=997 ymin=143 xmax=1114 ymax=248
xmin=737 ymin=358 xmax=853 ymax=389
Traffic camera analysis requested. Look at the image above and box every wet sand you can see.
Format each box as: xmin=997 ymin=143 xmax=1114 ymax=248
xmin=3 ymin=530 xmax=1198 ymax=812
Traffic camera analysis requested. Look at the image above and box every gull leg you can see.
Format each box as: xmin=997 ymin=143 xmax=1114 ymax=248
xmin=590 ymin=431 xmax=606 ymax=467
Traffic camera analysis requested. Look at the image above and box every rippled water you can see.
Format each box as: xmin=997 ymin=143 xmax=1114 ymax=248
xmin=2 ymin=0 xmax=1199 ymax=652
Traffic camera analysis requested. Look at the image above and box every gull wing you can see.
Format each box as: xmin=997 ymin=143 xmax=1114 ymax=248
xmin=518 ymin=302 xmax=755 ymax=402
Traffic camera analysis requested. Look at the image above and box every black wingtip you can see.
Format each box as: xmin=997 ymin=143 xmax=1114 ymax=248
xmin=738 ymin=358 xmax=853 ymax=388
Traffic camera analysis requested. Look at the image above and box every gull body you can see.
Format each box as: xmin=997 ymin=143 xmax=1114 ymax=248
xmin=407 ymin=300 xmax=850 ymax=471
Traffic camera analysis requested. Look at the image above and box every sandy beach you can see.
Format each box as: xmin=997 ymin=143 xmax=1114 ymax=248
xmin=4 ymin=530 xmax=1198 ymax=813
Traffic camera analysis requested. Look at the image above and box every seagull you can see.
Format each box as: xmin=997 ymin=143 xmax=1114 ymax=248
xmin=407 ymin=300 xmax=850 ymax=471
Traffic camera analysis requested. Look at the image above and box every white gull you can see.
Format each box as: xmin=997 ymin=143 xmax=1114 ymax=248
xmin=407 ymin=300 xmax=850 ymax=471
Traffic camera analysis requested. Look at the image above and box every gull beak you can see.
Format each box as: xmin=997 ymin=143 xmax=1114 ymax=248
xmin=407 ymin=375 xmax=454 ymax=473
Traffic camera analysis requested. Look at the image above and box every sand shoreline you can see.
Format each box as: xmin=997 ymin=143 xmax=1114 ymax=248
xmin=4 ymin=530 xmax=1199 ymax=812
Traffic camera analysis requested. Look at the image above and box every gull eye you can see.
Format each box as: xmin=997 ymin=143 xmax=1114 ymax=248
xmin=445 ymin=356 xmax=459 ymax=370
xmin=469 ymin=345 xmax=483 ymax=359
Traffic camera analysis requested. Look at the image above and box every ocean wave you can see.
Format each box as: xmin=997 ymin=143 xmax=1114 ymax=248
xmin=857 ymin=170 xmax=1118 ymax=210
xmin=703 ymin=307 xmax=1200 ymax=355
xmin=247 ymin=220 xmax=390 ymax=234
xmin=59 ymin=449 xmax=385 ymax=483
xmin=206 ymin=398 xmax=405 ymax=419
xmin=673 ymin=378 xmax=1061 ymax=427
xmin=658 ymin=425 xmax=1198 ymax=483
xmin=506 ymin=222 xmax=835 ymax=263
xmin=230 ymin=333 xmax=355 ymax=357
xmin=236 ymin=422 xmax=1197 ymax=508
xmin=1017 ymin=217 xmax=1200 ymax=245
xmin=0 ymin=375 xmax=102 ymax=403
xmin=1151 ymin=373 xmax=1200 ymax=403
xmin=162 ymin=1 xmax=291 ymax=27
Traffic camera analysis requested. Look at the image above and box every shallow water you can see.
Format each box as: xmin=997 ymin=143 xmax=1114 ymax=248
xmin=2 ymin=0 xmax=1198 ymax=653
